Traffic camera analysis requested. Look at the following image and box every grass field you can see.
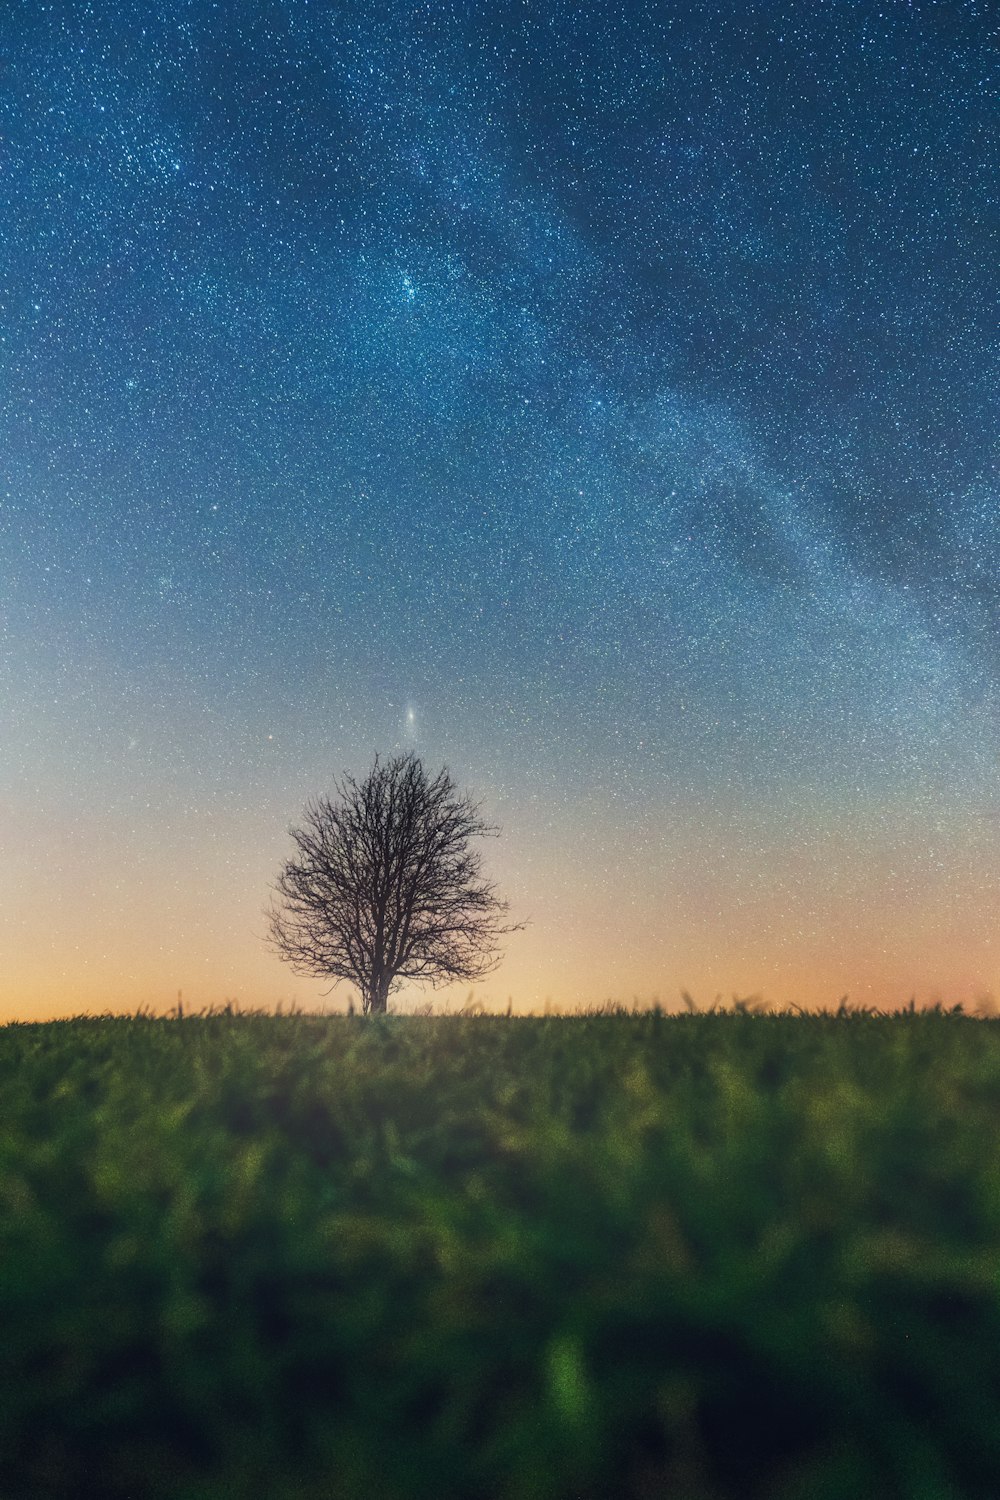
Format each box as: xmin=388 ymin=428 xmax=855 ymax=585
xmin=2 ymin=1006 xmax=999 ymax=1499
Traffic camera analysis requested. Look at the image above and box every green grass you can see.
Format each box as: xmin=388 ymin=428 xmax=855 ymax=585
xmin=2 ymin=1006 xmax=999 ymax=1499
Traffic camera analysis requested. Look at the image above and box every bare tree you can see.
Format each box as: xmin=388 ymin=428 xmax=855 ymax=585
xmin=267 ymin=753 xmax=520 ymax=1014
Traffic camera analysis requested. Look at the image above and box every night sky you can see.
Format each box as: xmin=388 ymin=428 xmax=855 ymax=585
xmin=2 ymin=1 xmax=997 ymax=1018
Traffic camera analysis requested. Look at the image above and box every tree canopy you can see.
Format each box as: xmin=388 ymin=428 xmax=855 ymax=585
xmin=267 ymin=753 xmax=519 ymax=1014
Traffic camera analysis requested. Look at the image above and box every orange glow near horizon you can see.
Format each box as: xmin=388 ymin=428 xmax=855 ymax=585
xmin=4 ymin=786 xmax=996 ymax=1022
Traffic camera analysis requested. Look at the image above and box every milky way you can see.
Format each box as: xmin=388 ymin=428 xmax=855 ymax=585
xmin=2 ymin=1 xmax=997 ymax=1016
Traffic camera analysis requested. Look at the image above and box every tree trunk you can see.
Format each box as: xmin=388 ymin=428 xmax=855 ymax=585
xmin=367 ymin=975 xmax=391 ymax=1014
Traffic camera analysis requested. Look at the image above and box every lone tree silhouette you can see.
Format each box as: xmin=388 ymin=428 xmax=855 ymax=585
xmin=267 ymin=753 xmax=519 ymax=1014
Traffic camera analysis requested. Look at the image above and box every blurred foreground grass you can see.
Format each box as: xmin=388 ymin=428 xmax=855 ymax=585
xmin=2 ymin=1006 xmax=999 ymax=1499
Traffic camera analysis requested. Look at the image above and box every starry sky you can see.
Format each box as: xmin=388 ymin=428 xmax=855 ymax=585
xmin=2 ymin=0 xmax=997 ymax=1019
